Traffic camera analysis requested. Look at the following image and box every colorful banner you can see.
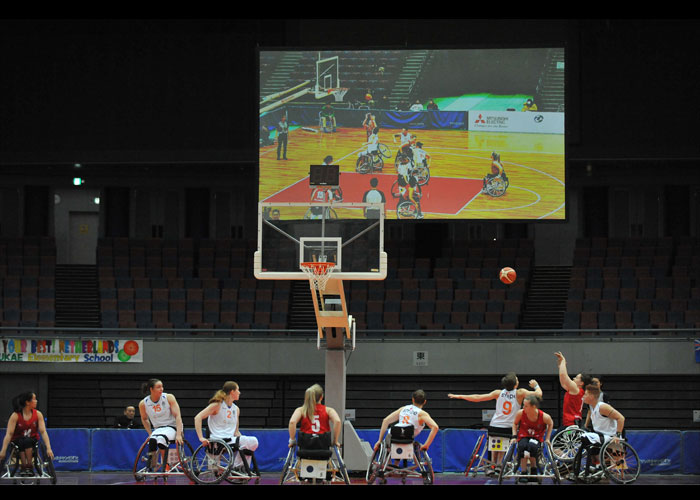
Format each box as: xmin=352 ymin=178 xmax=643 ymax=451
xmin=0 ymin=338 xmax=143 ymax=363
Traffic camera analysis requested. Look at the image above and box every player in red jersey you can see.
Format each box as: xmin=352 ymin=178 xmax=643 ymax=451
xmin=555 ymin=351 xmax=586 ymax=428
xmin=511 ymin=395 xmax=554 ymax=480
xmin=287 ymin=384 xmax=341 ymax=448
xmin=0 ymin=391 xmax=54 ymax=476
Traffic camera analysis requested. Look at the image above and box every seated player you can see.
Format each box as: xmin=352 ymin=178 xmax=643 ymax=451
xmin=449 ymin=373 xmax=542 ymax=472
xmin=482 ymin=152 xmax=508 ymax=192
xmin=358 ymin=127 xmax=382 ymax=170
xmin=575 ymin=384 xmax=625 ymax=468
xmin=373 ymin=389 xmax=439 ymax=453
xmin=139 ymin=379 xmax=184 ymax=471
xmin=411 ymin=141 xmax=430 ymax=169
xmin=396 ymin=175 xmax=424 ymax=219
xmin=288 ymin=384 xmax=342 ymax=449
xmin=393 ymin=128 xmax=416 ymax=163
xmin=0 ymin=391 xmax=54 ymax=477
xmin=510 ymin=395 xmax=554 ymax=482
xmin=194 ymin=381 xmax=259 ymax=470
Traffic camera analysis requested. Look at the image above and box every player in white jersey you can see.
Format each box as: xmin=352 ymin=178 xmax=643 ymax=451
xmin=194 ymin=381 xmax=259 ymax=468
xmin=580 ymin=384 xmax=624 ymax=446
xmin=138 ymin=379 xmax=184 ymax=470
xmin=449 ymin=373 xmax=542 ymax=470
xmin=373 ymin=389 xmax=439 ymax=452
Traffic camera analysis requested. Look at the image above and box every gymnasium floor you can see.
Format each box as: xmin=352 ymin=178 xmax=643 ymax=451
xmin=26 ymin=471 xmax=700 ymax=486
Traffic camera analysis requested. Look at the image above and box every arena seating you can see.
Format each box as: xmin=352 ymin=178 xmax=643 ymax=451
xmin=0 ymin=237 xmax=57 ymax=333
xmin=564 ymin=237 xmax=700 ymax=334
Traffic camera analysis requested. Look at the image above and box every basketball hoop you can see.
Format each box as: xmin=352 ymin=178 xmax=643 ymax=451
xmin=300 ymin=262 xmax=336 ymax=291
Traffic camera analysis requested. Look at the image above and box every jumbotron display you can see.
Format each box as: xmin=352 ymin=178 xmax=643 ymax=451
xmin=259 ymin=48 xmax=565 ymax=221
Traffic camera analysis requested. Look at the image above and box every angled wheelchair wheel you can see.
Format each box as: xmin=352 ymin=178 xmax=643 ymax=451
xmin=279 ymin=445 xmax=296 ymax=485
xmin=464 ymin=433 xmax=486 ymax=476
xmin=378 ymin=143 xmax=392 ymax=158
xmin=366 ymin=445 xmax=384 ymax=485
xmin=332 ymin=445 xmax=351 ymax=484
xmin=600 ymin=439 xmax=640 ymax=484
xmin=572 ymin=446 xmax=602 ymax=484
xmin=37 ymin=441 xmax=57 ymax=484
xmin=551 ymin=426 xmax=585 ymax=473
xmin=395 ymin=153 xmax=413 ymax=172
xmin=497 ymin=441 xmax=517 ymax=484
xmin=485 ymin=177 xmax=508 ymax=197
xmin=417 ymin=448 xmax=434 ymax=485
xmin=225 ymin=448 xmax=261 ymax=484
xmin=189 ymin=440 xmax=234 ymax=485
xmin=543 ymin=441 xmax=561 ymax=484
xmin=356 ymin=155 xmax=371 ymax=174
xmin=412 ymin=165 xmax=430 ymax=186
xmin=397 ymin=200 xmax=418 ymax=219
xmin=133 ymin=438 xmax=164 ymax=481
xmin=2 ymin=444 xmax=21 ymax=481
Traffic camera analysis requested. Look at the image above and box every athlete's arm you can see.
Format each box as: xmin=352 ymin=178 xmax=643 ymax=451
xmin=418 ymin=411 xmax=439 ymax=451
xmin=194 ymin=402 xmax=219 ymax=446
xmin=0 ymin=413 xmax=18 ymax=460
xmin=448 ymin=389 xmax=501 ymax=402
xmin=555 ymin=352 xmax=580 ymax=394
xmin=327 ymin=406 xmax=342 ymax=447
xmin=167 ymin=394 xmax=184 ymax=445
xmin=36 ymin=410 xmax=53 ymax=459
xmin=288 ymin=407 xmax=303 ymax=446
xmin=374 ymin=408 xmax=401 ymax=451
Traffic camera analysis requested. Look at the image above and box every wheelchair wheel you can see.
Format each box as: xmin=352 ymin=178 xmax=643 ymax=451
xmin=544 ymin=441 xmax=561 ymax=484
xmin=600 ymin=439 xmax=640 ymax=485
xmin=417 ymin=448 xmax=434 ymax=485
xmin=3 ymin=444 xmax=21 ymax=480
xmin=497 ymin=441 xmax=517 ymax=484
xmin=395 ymin=152 xmax=413 ymax=172
xmin=378 ymin=143 xmax=392 ymax=158
xmin=37 ymin=441 xmax=57 ymax=484
xmin=225 ymin=448 xmax=261 ymax=484
xmin=332 ymin=445 xmax=351 ymax=484
xmin=412 ymin=165 xmax=430 ymax=186
xmin=551 ymin=426 xmax=585 ymax=472
xmin=279 ymin=446 xmax=296 ymax=485
xmin=464 ymin=433 xmax=486 ymax=476
xmin=397 ymin=200 xmax=419 ymax=219
xmin=572 ymin=445 xmax=602 ymax=484
xmin=133 ymin=438 xmax=162 ymax=481
xmin=188 ymin=440 xmax=234 ymax=485
xmin=366 ymin=445 xmax=384 ymax=485
xmin=485 ymin=177 xmax=508 ymax=197
xmin=356 ymin=155 xmax=371 ymax=174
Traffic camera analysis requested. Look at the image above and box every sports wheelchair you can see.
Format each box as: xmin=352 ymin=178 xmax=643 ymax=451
xmin=280 ymin=432 xmax=350 ymax=485
xmin=570 ymin=434 xmax=640 ymax=484
xmin=133 ymin=435 xmax=194 ymax=482
xmin=483 ymin=174 xmax=509 ymax=197
xmin=366 ymin=425 xmax=434 ymax=485
xmin=182 ymin=437 xmax=261 ymax=485
xmin=0 ymin=439 xmax=56 ymax=485
xmin=498 ymin=438 xmax=561 ymax=484
xmin=356 ymin=144 xmax=392 ymax=174
xmin=464 ymin=431 xmax=510 ymax=477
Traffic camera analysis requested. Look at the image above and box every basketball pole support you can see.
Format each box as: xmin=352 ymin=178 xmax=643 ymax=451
xmin=309 ymin=276 xmax=373 ymax=473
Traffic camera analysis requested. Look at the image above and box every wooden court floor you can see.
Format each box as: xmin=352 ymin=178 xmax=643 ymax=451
xmin=260 ymin=126 xmax=565 ymax=220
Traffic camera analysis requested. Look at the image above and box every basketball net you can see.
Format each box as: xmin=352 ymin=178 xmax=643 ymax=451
xmin=300 ymin=262 xmax=336 ymax=291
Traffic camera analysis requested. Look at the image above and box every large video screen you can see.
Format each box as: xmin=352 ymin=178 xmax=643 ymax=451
xmin=258 ymin=48 xmax=565 ymax=220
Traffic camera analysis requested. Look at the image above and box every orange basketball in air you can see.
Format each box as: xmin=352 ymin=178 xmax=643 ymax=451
xmin=499 ymin=267 xmax=517 ymax=284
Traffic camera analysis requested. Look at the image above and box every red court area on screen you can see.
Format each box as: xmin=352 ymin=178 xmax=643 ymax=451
xmin=263 ymin=172 xmax=484 ymax=216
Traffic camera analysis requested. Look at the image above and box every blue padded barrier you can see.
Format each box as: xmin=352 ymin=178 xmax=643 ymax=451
xmin=3 ymin=427 xmax=697 ymax=474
